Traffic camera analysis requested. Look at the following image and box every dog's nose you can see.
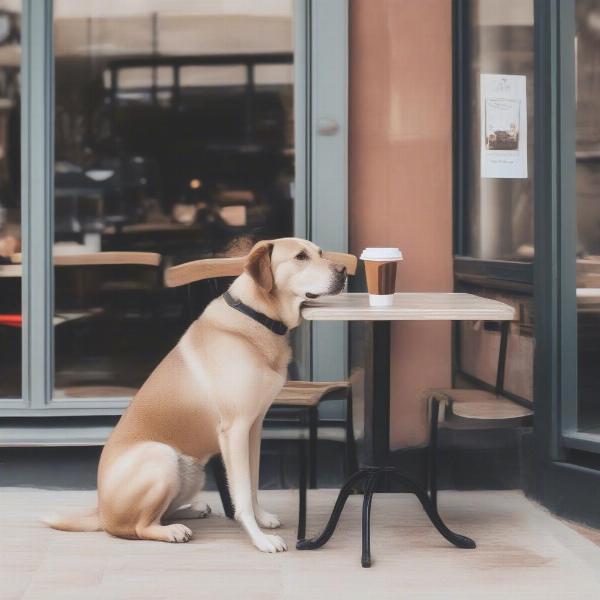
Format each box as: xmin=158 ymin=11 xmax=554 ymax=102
xmin=335 ymin=264 xmax=347 ymax=275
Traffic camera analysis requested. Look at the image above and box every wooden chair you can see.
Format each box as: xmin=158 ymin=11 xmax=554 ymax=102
xmin=164 ymin=250 xmax=358 ymax=539
xmin=425 ymin=321 xmax=533 ymax=509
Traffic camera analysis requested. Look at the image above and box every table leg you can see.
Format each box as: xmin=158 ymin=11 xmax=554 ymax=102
xmin=370 ymin=321 xmax=391 ymax=468
xmin=296 ymin=320 xmax=476 ymax=566
xmin=361 ymin=470 xmax=381 ymax=568
xmin=388 ymin=469 xmax=475 ymax=549
xmin=295 ymin=469 xmax=370 ymax=550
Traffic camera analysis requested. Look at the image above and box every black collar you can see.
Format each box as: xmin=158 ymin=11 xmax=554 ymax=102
xmin=222 ymin=291 xmax=288 ymax=336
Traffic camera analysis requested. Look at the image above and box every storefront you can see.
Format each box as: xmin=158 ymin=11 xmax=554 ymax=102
xmin=0 ymin=0 xmax=348 ymax=416
xmin=451 ymin=0 xmax=600 ymax=526
xmin=1 ymin=0 xmax=600 ymax=528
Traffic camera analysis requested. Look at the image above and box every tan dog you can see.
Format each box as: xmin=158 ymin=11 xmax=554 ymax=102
xmin=43 ymin=238 xmax=347 ymax=553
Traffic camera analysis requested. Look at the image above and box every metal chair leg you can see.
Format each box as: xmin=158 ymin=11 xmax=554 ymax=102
xmin=308 ymin=406 xmax=318 ymax=489
xmin=344 ymin=387 xmax=359 ymax=478
xmin=428 ymin=396 xmax=440 ymax=511
xmin=211 ymin=454 xmax=234 ymax=519
xmin=298 ymin=433 xmax=308 ymax=540
xmin=361 ymin=471 xmax=380 ymax=568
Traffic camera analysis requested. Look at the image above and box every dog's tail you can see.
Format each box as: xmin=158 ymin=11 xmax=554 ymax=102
xmin=41 ymin=507 xmax=102 ymax=532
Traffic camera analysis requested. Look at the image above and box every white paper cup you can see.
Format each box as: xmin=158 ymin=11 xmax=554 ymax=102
xmin=360 ymin=248 xmax=403 ymax=307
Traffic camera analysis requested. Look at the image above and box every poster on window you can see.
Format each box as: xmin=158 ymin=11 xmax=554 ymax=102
xmin=480 ymin=74 xmax=527 ymax=179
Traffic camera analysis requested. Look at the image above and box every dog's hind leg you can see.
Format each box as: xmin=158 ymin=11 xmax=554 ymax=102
xmin=219 ymin=421 xmax=287 ymax=553
xmin=101 ymin=442 xmax=193 ymax=543
xmin=136 ymin=521 xmax=192 ymax=543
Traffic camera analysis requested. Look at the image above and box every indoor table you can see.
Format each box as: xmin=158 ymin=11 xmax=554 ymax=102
xmin=297 ymin=292 xmax=515 ymax=567
xmin=0 ymin=264 xmax=22 ymax=278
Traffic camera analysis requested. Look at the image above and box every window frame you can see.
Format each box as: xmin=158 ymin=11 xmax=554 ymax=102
xmin=451 ymin=0 xmax=600 ymax=528
xmin=0 ymin=0 xmax=349 ymax=423
xmin=452 ymin=0 xmax=535 ymax=415
xmin=534 ymin=0 xmax=600 ymax=457
xmin=452 ymin=0 xmax=534 ymax=286
xmin=549 ymin=0 xmax=600 ymax=454
xmin=453 ymin=0 xmax=597 ymax=455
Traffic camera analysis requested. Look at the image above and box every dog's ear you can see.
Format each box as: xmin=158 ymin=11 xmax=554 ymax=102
xmin=245 ymin=241 xmax=274 ymax=292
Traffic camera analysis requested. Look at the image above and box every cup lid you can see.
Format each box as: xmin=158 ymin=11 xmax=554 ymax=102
xmin=360 ymin=247 xmax=403 ymax=261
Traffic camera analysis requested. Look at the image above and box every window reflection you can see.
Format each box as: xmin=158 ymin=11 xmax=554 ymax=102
xmin=53 ymin=1 xmax=294 ymax=399
xmin=462 ymin=0 xmax=534 ymax=261
xmin=0 ymin=2 xmax=20 ymax=399
xmin=456 ymin=0 xmax=534 ymax=404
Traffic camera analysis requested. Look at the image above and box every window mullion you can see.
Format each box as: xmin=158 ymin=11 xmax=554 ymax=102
xmin=21 ymin=0 xmax=54 ymax=408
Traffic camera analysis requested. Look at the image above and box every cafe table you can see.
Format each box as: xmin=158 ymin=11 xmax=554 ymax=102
xmin=297 ymin=292 xmax=515 ymax=567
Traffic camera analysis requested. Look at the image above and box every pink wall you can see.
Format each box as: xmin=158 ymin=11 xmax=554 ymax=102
xmin=349 ymin=0 xmax=453 ymax=447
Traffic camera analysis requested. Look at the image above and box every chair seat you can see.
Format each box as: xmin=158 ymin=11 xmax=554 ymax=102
xmin=428 ymin=388 xmax=532 ymax=425
xmin=452 ymin=399 xmax=532 ymax=420
xmin=273 ymin=380 xmax=350 ymax=408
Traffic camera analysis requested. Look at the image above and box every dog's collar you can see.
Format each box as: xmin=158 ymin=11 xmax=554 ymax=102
xmin=222 ymin=291 xmax=288 ymax=336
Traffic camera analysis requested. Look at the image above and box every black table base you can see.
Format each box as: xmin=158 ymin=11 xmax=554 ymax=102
xmin=296 ymin=466 xmax=475 ymax=567
xmin=296 ymin=321 xmax=475 ymax=567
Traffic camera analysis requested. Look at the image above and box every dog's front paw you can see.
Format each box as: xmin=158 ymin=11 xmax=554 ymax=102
xmin=253 ymin=533 xmax=287 ymax=553
xmin=256 ymin=508 xmax=281 ymax=529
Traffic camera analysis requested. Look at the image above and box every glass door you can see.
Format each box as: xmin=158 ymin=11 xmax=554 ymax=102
xmin=51 ymin=0 xmax=296 ymax=405
xmin=574 ymin=0 xmax=600 ymax=440
xmin=562 ymin=0 xmax=600 ymax=451
xmin=0 ymin=0 xmax=348 ymax=420
xmin=0 ymin=1 xmax=21 ymax=405
xmin=453 ymin=0 xmax=535 ymax=409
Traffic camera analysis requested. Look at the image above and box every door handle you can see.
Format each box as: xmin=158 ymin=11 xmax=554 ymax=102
xmin=316 ymin=117 xmax=339 ymax=136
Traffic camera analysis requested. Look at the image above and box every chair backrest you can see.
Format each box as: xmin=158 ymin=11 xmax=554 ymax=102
xmin=164 ymin=251 xmax=357 ymax=288
xmin=54 ymin=251 xmax=161 ymax=267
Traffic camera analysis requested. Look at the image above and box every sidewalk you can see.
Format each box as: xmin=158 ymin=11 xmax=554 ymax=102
xmin=2 ymin=488 xmax=600 ymax=599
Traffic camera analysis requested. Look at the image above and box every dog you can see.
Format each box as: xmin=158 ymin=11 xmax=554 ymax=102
xmin=43 ymin=238 xmax=347 ymax=553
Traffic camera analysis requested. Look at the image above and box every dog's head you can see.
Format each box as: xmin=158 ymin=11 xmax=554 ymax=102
xmin=244 ymin=238 xmax=347 ymax=299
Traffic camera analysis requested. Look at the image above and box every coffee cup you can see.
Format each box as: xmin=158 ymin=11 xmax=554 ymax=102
xmin=360 ymin=247 xmax=403 ymax=306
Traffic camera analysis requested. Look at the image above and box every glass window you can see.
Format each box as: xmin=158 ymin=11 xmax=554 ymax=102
xmin=52 ymin=0 xmax=294 ymax=400
xmin=575 ymin=0 xmax=600 ymax=434
xmin=460 ymin=0 xmax=534 ymax=261
xmin=0 ymin=2 xmax=21 ymax=399
xmin=455 ymin=0 xmax=535 ymax=405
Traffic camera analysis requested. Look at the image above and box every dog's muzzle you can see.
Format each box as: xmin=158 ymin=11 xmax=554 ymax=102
xmin=305 ymin=264 xmax=347 ymax=299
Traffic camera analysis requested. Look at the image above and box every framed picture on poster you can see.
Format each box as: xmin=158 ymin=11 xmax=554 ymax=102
xmin=480 ymin=74 xmax=528 ymax=179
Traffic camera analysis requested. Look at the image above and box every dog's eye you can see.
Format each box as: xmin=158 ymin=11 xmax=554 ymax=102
xmin=295 ymin=251 xmax=309 ymax=261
